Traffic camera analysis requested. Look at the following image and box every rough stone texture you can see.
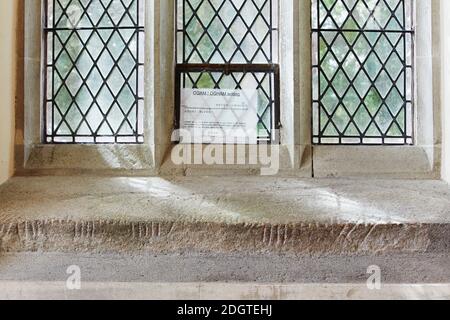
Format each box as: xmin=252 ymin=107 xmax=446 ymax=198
xmin=0 ymin=176 xmax=449 ymax=254
xmin=2 ymin=281 xmax=450 ymax=300
xmin=313 ymin=146 xmax=438 ymax=179
xmin=2 ymin=252 xmax=450 ymax=284
xmin=442 ymin=0 xmax=450 ymax=183
xmin=0 ymin=219 xmax=442 ymax=255
xmin=24 ymin=144 xmax=155 ymax=172
xmin=1 ymin=252 xmax=449 ymax=299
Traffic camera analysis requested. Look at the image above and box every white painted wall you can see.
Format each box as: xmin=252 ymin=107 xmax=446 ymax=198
xmin=442 ymin=0 xmax=450 ymax=183
xmin=0 ymin=1 xmax=17 ymax=185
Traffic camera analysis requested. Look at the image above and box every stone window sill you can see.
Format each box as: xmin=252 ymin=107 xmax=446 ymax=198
xmin=20 ymin=144 xmax=155 ymax=175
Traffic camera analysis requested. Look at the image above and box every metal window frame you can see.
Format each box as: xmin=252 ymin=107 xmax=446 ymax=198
xmin=43 ymin=0 xmax=145 ymax=144
xmin=174 ymin=0 xmax=281 ymax=144
xmin=311 ymin=0 xmax=415 ymax=146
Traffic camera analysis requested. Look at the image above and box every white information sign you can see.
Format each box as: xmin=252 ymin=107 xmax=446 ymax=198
xmin=180 ymin=88 xmax=259 ymax=144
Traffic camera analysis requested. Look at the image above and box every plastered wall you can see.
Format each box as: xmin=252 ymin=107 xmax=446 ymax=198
xmin=0 ymin=1 xmax=17 ymax=185
xmin=442 ymin=0 xmax=450 ymax=183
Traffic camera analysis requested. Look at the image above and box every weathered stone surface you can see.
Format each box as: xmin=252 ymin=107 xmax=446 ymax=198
xmin=0 ymin=219 xmax=447 ymax=255
xmin=0 ymin=177 xmax=449 ymax=254
xmin=2 ymin=281 xmax=450 ymax=300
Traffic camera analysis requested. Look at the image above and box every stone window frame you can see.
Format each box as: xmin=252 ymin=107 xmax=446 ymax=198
xmin=16 ymin=0 xmax=442 ymax=179
xmin=311 ymin=0 xmax=442 ymax=178
xmin=18 ymin=0 xmax=161 ymax=174
xmin=159 ymin=0 xmax=309 ymax=176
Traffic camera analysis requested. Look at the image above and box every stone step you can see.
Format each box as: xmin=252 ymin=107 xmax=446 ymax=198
xmin=0 ymin=219 xmax=449 ymax=254
xmin=1 ymin=177 xmax=449 ymax=254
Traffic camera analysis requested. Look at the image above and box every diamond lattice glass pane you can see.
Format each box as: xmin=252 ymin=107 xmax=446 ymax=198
xmin=177 ymin=0 xmax=279 ymax=64
xmin=176 ymin=0 xmax=280 ymax=142
xmin=312 ymin=0 xmax=414 ymax=145
xmin=45 ymin=0 xmax=145 ymax=144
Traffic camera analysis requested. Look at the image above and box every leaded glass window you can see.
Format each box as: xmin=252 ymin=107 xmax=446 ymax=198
xmin=312 ymin=0 xmax=414 ymax=145
xmin=175 ymin=0 xmax=280 ymax=142
xmin=44 ymin=0 xmax=145 ymax=144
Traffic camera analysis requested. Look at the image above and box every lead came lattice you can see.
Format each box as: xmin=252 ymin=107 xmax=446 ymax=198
xmin=176 ymin=0 xmax=280 ymax=142
xmin=312 ymin=0 xmax=414 ymax=145
xmin=45 ymin=0 xmax=145 ymax=144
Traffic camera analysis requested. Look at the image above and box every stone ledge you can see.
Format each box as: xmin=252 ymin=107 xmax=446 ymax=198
xmin=1 ymin=282 xmax=450 ymax=300
xmin=313 ymin=146 xmax=439 ymax=179
xmin=0 ymin=219 xmax=449 ymax=255
xmin=1 ymin=176 xmax=449 ymax=254
xmin=24 ymin=144 xmax=155 ymax=171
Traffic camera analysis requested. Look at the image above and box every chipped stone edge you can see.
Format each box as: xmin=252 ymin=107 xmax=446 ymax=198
xmin=1 ymin=219 xmax=448 ymax=255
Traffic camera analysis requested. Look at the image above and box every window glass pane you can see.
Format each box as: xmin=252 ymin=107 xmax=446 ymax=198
xmin=177 ymin=0 xmax=278 ymax=64
xmin=45 ymin=0 xmax=145 ymax=144
xmin=176 ymin=0 xmax=279 ymax=143
xmin=312 ymin=0 xmax=414 ymax=145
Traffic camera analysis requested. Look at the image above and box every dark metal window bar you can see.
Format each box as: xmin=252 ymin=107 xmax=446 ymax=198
xmin=175 ymin=0 xmax=280 ymax=143
xmin=312 ymin=0 xmax=414 ymax=145
xmin=44 ymin=0 xmax=145 ymax=144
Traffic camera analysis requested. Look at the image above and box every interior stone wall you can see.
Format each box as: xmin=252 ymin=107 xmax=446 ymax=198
xmin=10 ymin=0 xmax=450 ymax=180
xmin=442 ymin=0 xmax=450 ymax=183
xmin=0 ymin=1 xmax=17 ymax=184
